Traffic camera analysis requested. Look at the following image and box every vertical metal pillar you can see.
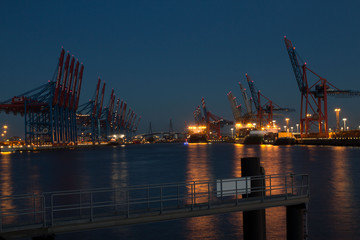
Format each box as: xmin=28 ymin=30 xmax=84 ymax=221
xmin=286 ymin=203 xmax=306 ymax=240
xmin=241 ymin=157 xmax=266 ymax=240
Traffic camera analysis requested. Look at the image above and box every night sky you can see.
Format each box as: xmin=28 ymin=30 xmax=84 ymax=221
xmin=1 ymin=1 xmax=360 ymax=137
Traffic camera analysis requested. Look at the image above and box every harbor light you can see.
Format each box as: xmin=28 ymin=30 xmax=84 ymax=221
xmin=342 ymin=118 xmax=347 ymax=131
xmin=296 ymin=123 xmax=299 ymax=133
xmin=335 ymin=108 xmax=341 ymax=132
xmin=285 ymin=118 xmax=290 ymax=132
xmin=235 ymin=123 xmax=242 ymax=129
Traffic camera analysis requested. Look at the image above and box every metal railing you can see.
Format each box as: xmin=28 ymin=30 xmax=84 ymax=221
xmin=0 ymin=173 xmax=309 ymax=233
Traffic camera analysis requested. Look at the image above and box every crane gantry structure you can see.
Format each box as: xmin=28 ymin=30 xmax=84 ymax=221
xmin=77 ymin=79 xmax=141 ymax=144
xmin=0 ymin=48 xmax=141 ymax=145
xmin=245 ymin=73 xmax=294 ymax=129
xmin=284 ymin=36 xmax=360 ymax=137
xmin=0 ymin=48 xmax=84 ymax=145
xmin=193 ymin=98 xmax=233 ymax=138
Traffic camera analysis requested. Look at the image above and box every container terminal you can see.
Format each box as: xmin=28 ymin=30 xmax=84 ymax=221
xmin=1 ymin=37 xmax=360 ymax=150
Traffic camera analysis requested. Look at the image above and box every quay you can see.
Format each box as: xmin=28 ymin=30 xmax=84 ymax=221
xmin=0 ymin=172 xmax=309 ymax=239
xmin=0 ymin=143 xmax=116 ymax=153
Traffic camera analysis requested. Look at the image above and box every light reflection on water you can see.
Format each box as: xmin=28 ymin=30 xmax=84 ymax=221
xmin=0 ymin=154 xmax=16 ymax=223
xmin=0 ymin=144 xmax=359 ymax=240
xmin=185 ymin=144 xmax=220 ymax=240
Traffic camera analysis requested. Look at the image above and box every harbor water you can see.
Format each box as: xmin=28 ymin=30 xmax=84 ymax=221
xmin=1 ymin=143 xmax=359 ymax=239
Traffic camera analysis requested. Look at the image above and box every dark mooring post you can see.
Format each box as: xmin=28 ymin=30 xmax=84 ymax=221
xmin=286 ymin=203 xmax=306 ymax=240
xmin=241 ymin=157 xmax=266 ymax=240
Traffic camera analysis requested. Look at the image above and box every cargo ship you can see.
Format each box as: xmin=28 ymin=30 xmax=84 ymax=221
xmin=186 ymin=125 xmax=208 ymax=143
xmin=274 ymin=132 xmax=296 ymax=145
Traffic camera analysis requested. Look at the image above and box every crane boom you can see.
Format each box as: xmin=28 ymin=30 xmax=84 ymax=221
xmin=284 ymin=36 xmax=305 ymax=92
xmin=74 ymin=64 xmax=84 ymax=111
xmin=53 ymin=49 xmax=65 ymax=106
xmin=239 ymin=82 xmax=252 ymax=114
xmin=201 ymin=97 xmax=209 ymax=122
xmin=69 ymin=61 xmax=79 ymax=110
xmin=59 ymin=53 xmax=71 ymax=107
xmin=226 ymin=92 xmax=242 ymax=122
xmin=246 ymin=74 xmax=260 ymax=111
xmin=64 ymin=57 xmax=75 ymax=108
xmin=97 ymin=82 xmax=106 ymax=119
xmin=92 ymin=78 xmax=101 ymax=117
xmin=113 ymin=98 xmax=120 ymax=126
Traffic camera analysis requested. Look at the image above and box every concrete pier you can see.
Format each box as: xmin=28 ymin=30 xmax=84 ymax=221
xmin=241 ymin=157 xmax=266 ymax=240
xmin=286 ymin=203 xmax=306 ymax=240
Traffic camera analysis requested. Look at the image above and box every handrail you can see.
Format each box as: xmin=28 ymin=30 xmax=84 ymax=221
xmin=0 ymin=173 xmax=309 ymax=233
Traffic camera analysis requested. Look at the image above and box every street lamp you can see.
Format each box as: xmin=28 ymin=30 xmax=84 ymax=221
xmin=285 ymin=118 xmax=290 ymax=132
xmin=272 ymin=120 xmax=276 ymax=128
xmin=231 ymin=128 xmax=234 ymax=138
xmin=284 ymin=126 xmax=287 ymax=131
xmin=2 ymin=125 xmax=8 ymax=141
xmin=291 ymin=127 xmax=293 ymax=132
xmin=296 ymin=123 xmax=299 ymax=133
xmin=334 ymin=108 xmax=341 ymax=132
xmin=342 ymin=118 xmax=347 ymax=131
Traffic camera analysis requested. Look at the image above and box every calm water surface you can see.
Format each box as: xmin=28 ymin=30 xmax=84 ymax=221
xmin=1 ymin=143 xmax=359 ymax=239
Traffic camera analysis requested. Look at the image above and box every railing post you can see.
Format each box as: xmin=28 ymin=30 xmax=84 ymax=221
xmin=43 ymin=195 xmax=46 ymax=227
xmin=220 ymin=179 xmax=223 ymax=201
xmin=285 ymin=176 xmax=288 ymax=200
xmin=235 ymin=179 xmax=238 ymax=206
xmin=269 ymin=175 xmax=272 ymax=197
xmin=90 ymin=192 xmax=93 ymax=222
xmin=291 ymin=174 xmax=294 ymax=195
xmin=300 ymin=175 xmax=304 ymax=196
xmin=41 ymin=195 xmax=46 ymax=227
xmin=191 ymin=184 xmax=194 ymax=211
xmin=261 ymin=176 xmax=264 ymax=202
xmin=245 ymin=177 xmax=249 ymax=198
xmin=193 ymin=181 xmax=196 ymax=205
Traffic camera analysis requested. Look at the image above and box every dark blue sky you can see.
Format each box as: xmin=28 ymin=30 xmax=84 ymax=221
xmin=1 ymin=1 xmax=360 ymax=136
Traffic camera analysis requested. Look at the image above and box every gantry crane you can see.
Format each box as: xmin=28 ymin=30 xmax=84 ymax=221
xmin=0 ymin=48 xmax=141 ymax=144
xmin=246 ymin=73 xmax=294 ymax=129
xmin=239 ymin=82 xmax=252 ymax=115
xmin=284 ymin=37 xmax=360 ymax=137
xmin=201 ymin=97 xmax=233 ymax=138
xmin=0 ymin=48 xmax=84 ymax=145
xmin=226 ymin=92 xmax=242 ymax=122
